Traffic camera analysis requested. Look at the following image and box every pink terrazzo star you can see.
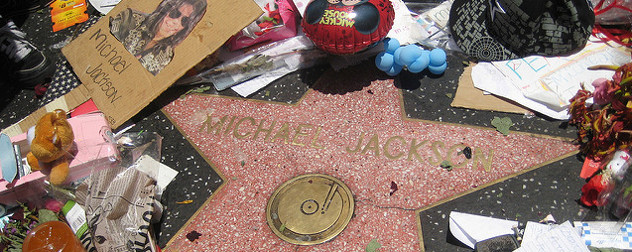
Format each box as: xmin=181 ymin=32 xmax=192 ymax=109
xmin=161 ymin=73 xmax=577 ymax=251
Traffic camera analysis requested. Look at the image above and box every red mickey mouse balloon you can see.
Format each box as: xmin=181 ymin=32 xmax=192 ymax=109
xmin=302 ymin=0 xmax=395 ymax=55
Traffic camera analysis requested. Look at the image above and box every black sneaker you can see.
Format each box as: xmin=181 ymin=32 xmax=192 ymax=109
xmin=0 ymin=0 xmax=56 ymax=18
xmin=0 ymin=19 xmax=54 ymax=88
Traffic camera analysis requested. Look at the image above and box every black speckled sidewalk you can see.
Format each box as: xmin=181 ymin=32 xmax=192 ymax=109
xmin=0 ymin=5 xmax=594 ymax=252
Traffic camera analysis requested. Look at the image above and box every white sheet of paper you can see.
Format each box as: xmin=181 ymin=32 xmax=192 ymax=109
xmin=491 ymin=42 xmax=629 ymax=109
xmin=515 ymin=221 xmax=589 ymax=252
xmin=385 ymin=0 xmax=428 ymax=46
xmin=472 ymin=63 xmax=570 ymax=119
xmin=232 ymin=66 xmax=293 ymax=97
xmin=472 ymin=39 xmax=629 ymax=120
xmin=448 ymin=211 xmax=518 ymax=249
xmin=88 ymin=0 xmax=121 ymax=14
xmin=521 ymin=221 xmax=556 ymax=245
xmin=134 ymin=155 xmax=178 ymax=195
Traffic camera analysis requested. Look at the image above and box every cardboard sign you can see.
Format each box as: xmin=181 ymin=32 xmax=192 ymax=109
xmin=62 ymin=0 xmax=262 ymax=129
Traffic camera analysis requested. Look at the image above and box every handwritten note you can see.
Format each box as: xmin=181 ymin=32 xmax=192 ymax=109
xmin=515 ymin=221 xmax=589 ymax=252
xmin=491 ymin=41 xmax=630 ymax=110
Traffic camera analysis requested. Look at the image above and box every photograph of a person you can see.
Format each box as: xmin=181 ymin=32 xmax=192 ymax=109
xmin=109 ymin=0 xmax=207 ymax=75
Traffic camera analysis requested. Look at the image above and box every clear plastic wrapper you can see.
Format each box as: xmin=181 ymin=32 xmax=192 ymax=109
xmin=177 ymin=35 xmax=327 ymax=91
xmin=228 ymin=0 xmax=300 ymax=51
xmin=591 ymin=0 xmax=632 ymax=47
xmin=405 ymin=0 xmax=461 ymax=52
xmin=592 ymin=0 xmax=632 ymax=25
xmin=595 ymin=150 xmax=632 ymax=221
xmin=0 ymin=112 xmax=119 ymax=210
xmin=74 ymin=132 xmax=164 ymax=252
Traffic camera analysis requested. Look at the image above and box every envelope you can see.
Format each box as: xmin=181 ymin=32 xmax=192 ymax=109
xmin=448 ymin=211 xmax=518 ymax=249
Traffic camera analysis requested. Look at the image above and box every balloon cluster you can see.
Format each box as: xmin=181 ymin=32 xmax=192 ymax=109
xmin=375 ymin=38 xmax=447 ymax=76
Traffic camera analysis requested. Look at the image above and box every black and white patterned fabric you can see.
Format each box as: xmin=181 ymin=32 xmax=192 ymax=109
xmin=39 ymin=16 xmax=101 ymax=106
xmin=449 ymin=0 xmax=595 ymax=61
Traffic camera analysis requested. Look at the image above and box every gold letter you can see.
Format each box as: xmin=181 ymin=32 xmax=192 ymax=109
xmin=428 ymin=141 xmax=445 ymax=166
xmin=447 ymin=144 xmax=468 ymax=169
xmin=291 ymin=124 xmax=313 ymax=147
xmin=384 ymin=136 xmax=405 ymax=160
xmin=361 ymin=134 xmax=380 ymax=156
xmin=233 ymin=117 xmax=255 ymax=139
xmin=473 ymin=147 xmax=494 ymax=172
xmin=253 ymin=119 xmax=276 ymax=142
xmin=202 ymin=115 xmax=227 ymax=135
xmin=309 ymin=126 xmax=325 ymax=149
xmin=407 ymin=139 xmax=428 ymax=163
xmin=346 ymin=132 xmax=364 ymax=153
xmin=224 ymin=116 xmax=237 ymax=135
xmin=272 ymin=122 xmax=291 ymax=144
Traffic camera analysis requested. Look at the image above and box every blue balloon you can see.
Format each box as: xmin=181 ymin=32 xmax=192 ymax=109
xmin=429 ymin=48 xmax=447 ymax=66
xmin=375 ymin=52 xmax=394 ymax=72
xmin=393 ymin=47 xmax=404 ymax=66
xmin=385 ymin=63 xmax=403 ymax=76
xmin=406 ymin=51 xmax=430 ymax=73
xmin=428 ymin=62 xmax=447 ymax=75
xmin=399 ymin=45 xmax=423 ymax=67
xmin=408 ymin=58 xmax=428 ymax=74
xmin=383 ymin=38 xmax=400 ymax=54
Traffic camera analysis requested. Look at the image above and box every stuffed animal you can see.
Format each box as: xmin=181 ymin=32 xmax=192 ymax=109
xmin=26 ymin=109 xmax=75 ymax=185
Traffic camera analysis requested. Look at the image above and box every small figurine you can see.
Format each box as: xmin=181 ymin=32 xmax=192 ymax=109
xmin=26 ymin=109 xmax=75 ymax=185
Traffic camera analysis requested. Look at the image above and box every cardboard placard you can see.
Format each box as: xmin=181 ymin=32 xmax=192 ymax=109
xmin=451 ymin=64 xmax=529 ymax=114
xmin=62 ymin=0 xmax=262 ymax=129
xmin=1 ymin=85 xmax=92 ymax=138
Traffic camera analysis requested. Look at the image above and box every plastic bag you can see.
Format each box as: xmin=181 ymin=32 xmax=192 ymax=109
xmin=177 ymin=35 xmax=327 ymax=91
xmin=405 ymin=0 xmax=461 ymax=51
xmin=594 ymin=150 xmax=632 ymax=220
xmin=228 ymin=0 xmax=300 ymax=51
xmin=75 ymin=132 xmax=164 ymax=252
xmin=592 ymin=0 xmax=632 ymax=25
xmin=592 ymin=0 xmax=632 ymax=47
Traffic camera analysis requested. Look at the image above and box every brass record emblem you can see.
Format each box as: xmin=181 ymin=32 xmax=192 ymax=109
xmin=266 ymin=174 xmax=354 ymax=245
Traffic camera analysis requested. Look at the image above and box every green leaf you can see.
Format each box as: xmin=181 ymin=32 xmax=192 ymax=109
xmin=445 ymin=93 xmax=453 ymax=99
xmin=279 ymin=223 xmax=286 ymax=232
xmin=440 ymin=160 xmax=453 ymax=171
xmin=491 ymin=116 xmax=513 ymax=136
xmin=366 ymin=239 xmax=381 ymax=252
xmin=181 ymin=86 xmax=211 ymax=98
xmin=440 ymin=160 xmax=452 ymax=168
xmin=38 ymin=209 xmax=59 ymax=224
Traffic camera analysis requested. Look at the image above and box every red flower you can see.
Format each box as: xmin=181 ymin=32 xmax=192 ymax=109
xmin=592 ymin=78 xmax=614 ymax=105
xmin=569 ymin=62 xmax=632 ymax=160
xmin=44 ymin=199 xmax=64 ymax=212
xmin=580 ymin=174 xmax=609 ymax=207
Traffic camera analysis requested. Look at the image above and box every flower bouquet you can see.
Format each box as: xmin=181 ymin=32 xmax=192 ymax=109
xmin=0 ymin=200 xmax=66 ymax=252
xmin=569 ymin=61 xmax=632 ymax=218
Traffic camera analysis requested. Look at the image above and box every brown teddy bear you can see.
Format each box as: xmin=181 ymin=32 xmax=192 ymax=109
xmin=26 ymin=109 xmax=75 ymax=185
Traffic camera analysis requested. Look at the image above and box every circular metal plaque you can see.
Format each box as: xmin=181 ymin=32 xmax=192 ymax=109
xmin=266 ymin=174 xmax=354 ymax=245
